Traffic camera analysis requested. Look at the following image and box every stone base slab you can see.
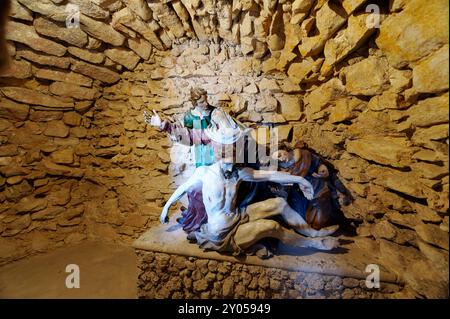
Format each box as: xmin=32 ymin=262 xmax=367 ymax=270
xmin=133 ymin=214 xmax=405 ymax=299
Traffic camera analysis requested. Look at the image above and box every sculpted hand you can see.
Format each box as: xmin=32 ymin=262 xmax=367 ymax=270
xmin=297 ymin=180 xmax=314 ymax=200
xmin=144 ymin=110 xmax=162 ymax=128
xmin=160 ymin=208 xmax=169 ymax=224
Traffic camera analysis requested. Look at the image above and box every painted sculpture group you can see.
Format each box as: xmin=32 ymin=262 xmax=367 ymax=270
xmin=144 ymin=88 xmax=350 ymax=258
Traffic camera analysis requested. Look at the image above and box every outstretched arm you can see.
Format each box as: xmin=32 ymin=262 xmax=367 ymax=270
xmin=160 ymin=172 xmax=202 ymax=224
xmin=144 ymin=110 xmax=196 ymax=146
xmin=144 ymin=110 xmax=213 ymax=147
xmin=239 ymin=168 xmax=314 ymax=200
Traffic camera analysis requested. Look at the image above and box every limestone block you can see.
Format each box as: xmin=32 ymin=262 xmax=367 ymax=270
xmin=34 ymin=68 xmax=93 ymax=87
xmin=411 ymin=162 xmax=448 ymax=180
xmin=255 ymin=94 xmax=277 ymax=113
xmin=86 ymin=37 xmax=103 ymax=50
xmin=273 ymin=125 xmax=293 ymax=143
xmin=329 ymin=97 xmax=363 ymax=123
xmin=2 ymin=215 xmax=31 ymax=236
xmin=406 ymin=94 xmax=449 ymax=128
xmin=63 ymin=112 xmax=82 ymax=126
xmin=42 ymin=159 xmax=84 ymax=177
xmin=34 ymin=17 xmax=88 ymax=48
xmin=49 ymin=82 xmax=100 ymax=100
xmin=58 ymin=207 xmax=84 ymax=226
xmin=267 ymin=8 xmax=285 ymax=52
xmin=411 ymin=124 xmax=449 ymax=147
xmin=69 ymin=0 xmax=110 ymax=19
xmin=75 ymin=100 xmax=94 ymax=113
xmin=91 ymin=0 xmax=122 ymax=9
xmin=6 ymin=21 xmax=67 ymax=57
xmin=324 ymin=13 xmax=376 ymax=67
xmin=376 ymin=0 xmax=449 ymax=68
xmin=71 ymin=127 xmax=88 ymax=139
xmin=0 ymin=145 xmax=18 ymax=157
xmin=415 ymin=223 xmax=449 ymax=250
xmin=0 ymin=163 xmax=30 ymax=177
xmin=304 ymin=78 xmax=346 ymax=119
xmin=68 ymin=47 xmax=105 ymax=65
xmin=412 ymin=148 xmax=448 ymax=164
xmin=122 ymin=0 xmax=152 ymax=21
xmin=44 ymin=121 xmax=70 ymax=137
xmin=50 ymin=193 xmax=74 ymax=214
xmin=9 ymin=0 xmax=33 ymax=21
xmin=15 ymin=196 xmax=48 ymax=213
xmin=148 ymin=2 xmax=185 ymax=39
xmin=388 ymin=67 xmax=412 ymax=93
xmin=80 ymin=14 xmax=125 ymax=46
xmin=71 ymin=60 xmax=120 ymax=84
xmin=341 ymin=0 xmax=367 ymax=14
xmin=112 ymin=8 xmax=164 ymax=50
xmin=258 ymin=78 xmax=281 ymax=92
xmin=6 ymin=41 xmax=15 ymax=57
xmin=16 ymin=50 xmax=71 ymax=69
xmin=16 ymin=0 xmax=67 ymax=22
xmin=6 ymin=177 xmax=25 ymax=187
xmin=288 ymin=57 xmax=323 ymax=84
xmin=386 ymin=211 xmax=419 ymax=229
xmin=346 ymin=135 xmax=414 ymax=168
xmin=262 ymin=113 xmax=286 ymax=124
xmin=279 ymin=78 xmax=302 ymax=94
xmin=0 ymin=59 xmax=32 ymax=79
xmin=128 ymin=38 xmax=152 ymax=60
xmin=412 ymin=44 xmax=449 ymax=94
xmin=105 ymin=48 xmax=141 ymax=70
xmin=243 ymin=83 xmax=258 ymax=94
xmin=277 ymin=95 xmax=302 ymax=121
xmin=278 ymin=23 xmax=302 ymax=68
xmin=418 ymin=241 xmax=449 ymax=277
xmin=366 ymin=166 xmax=425 ymax=199
xmin=371 ymin=220 xmax=397 ymax=240
xmin=0 ymin=87 xmax=74 ymax=110
xmin=298 ymin=1 xmax=347 ymax=57
xmin=291 ymin=0 xmax=314 ymax=24
xmin=51 ymin=148 xmax=75 ymax=165
xmin=367 ymin=92 xmax=400 ymax=111
xmin=292 ymin=0 xmax=315 ymax=13
xmin=343 ymin=56 xmax=390 ymax=96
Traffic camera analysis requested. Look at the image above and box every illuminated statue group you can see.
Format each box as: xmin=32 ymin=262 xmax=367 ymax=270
xmin=144 ymin=88 xmax=349 ymax=258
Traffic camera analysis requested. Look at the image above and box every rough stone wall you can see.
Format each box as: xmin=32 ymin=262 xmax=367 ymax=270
xmin=0 ymin=0 xmax=448 ymax=298
xmin=136 ymin=250 xmax=404 ymax=299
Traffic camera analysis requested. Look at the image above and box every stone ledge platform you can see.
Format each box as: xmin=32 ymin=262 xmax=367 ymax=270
xmin=133 ymin=214 xmax=405 ymax=299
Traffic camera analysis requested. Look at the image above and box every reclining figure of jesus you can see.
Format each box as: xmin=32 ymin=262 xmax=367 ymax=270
xmin=160 ymin=160 xmax=339 ymax=256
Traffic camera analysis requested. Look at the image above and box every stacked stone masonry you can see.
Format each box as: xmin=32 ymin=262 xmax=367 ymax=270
xmin=136 ymin=250 xmax=403 ymax=299
xmin=0 ymin=0 xmax=448 ymax=298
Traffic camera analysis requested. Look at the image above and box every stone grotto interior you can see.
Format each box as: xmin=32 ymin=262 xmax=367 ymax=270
xmin=0 ymin=0 xmax=448 ymax=299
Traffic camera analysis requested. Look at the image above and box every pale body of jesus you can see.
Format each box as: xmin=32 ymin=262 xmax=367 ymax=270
xmin=160 ymin=161 xmax=339 ymax=253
